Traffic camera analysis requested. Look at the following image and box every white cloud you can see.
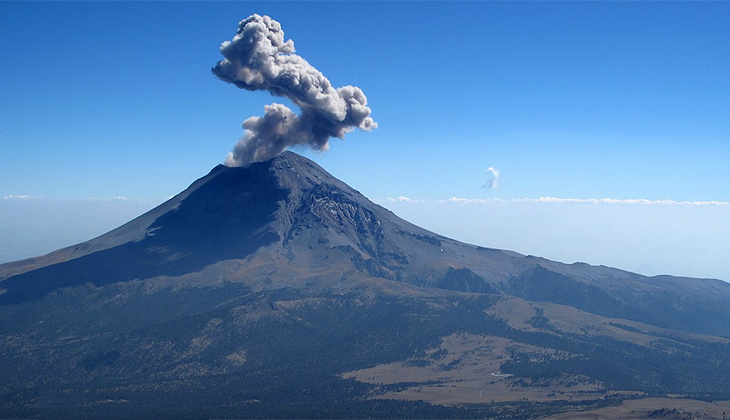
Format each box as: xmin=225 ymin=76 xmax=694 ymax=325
xmin=82 ymin=196 xmax=130 ymax=202
xmin=441 ymin=197 xmax=502 ymax=204
xmin=3 ymin=195 xmax=41 ymax=201
xmin=387 ymin=196 xmax=421 ymax=203
xmin=530 ymin=197 xmax=730 ymax=206
xmin=483 ymin=167 xmax=500 ymax=190
xmin=3 ymin=195 xmax=137 ymax=202
xmin=436 ymin=196 xmax=730 ymax=206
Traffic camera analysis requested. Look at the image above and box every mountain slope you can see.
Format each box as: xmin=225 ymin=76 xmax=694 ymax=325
xmin=2 ymin=151 xmax=730 ymax=419
xmin=0 ymin=152 xmax=522 ymax=302
xmin=3 ymin=152 xmax=729 ymax=335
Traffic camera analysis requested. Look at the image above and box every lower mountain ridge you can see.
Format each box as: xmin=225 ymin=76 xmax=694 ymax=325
xmin=2 ymin=151 xmax=730 ymax=420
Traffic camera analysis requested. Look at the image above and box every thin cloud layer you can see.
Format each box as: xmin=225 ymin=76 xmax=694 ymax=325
xmin=440 ymin=197 xmax=730 ymax=206
xmin=382 ymin=196 xmax=730 ymax=206
xmin=386 ymin=196 xmax=422 ymax=203
xmin=213 ymin=14 xmax=377 ymax=167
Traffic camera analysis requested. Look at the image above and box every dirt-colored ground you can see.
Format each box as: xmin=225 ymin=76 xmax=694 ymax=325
xmin=340 ymin=333 xmax=616 ymax=405
xmin=487 ymin=297 xmax=730 ymax=347
xmin=540 ymin=398 xmax=730 ymax=420
xmin=340 ymin=299 xmax=730 ymax=409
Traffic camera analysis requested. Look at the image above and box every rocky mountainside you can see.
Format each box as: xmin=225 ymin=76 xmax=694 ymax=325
xmin=2 ymin=152 xmax=730 ymax=419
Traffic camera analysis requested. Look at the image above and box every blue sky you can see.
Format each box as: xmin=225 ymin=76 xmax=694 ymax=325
xmin=1 ymin=2 xmax=729 ymax=280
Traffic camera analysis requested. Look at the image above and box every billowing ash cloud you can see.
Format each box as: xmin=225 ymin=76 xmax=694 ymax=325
xmin=213 ymin=14 xmax=377 ymax=166
xmin=483 ymin=167 xmax=500 ymax=189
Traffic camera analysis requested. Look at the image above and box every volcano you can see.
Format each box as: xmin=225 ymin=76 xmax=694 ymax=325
xmin=3 ymin=152 xmax=730 ymax=419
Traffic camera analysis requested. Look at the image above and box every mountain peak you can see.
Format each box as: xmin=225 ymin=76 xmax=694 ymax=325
xmin=4 ymin=152 xmax=730 ymax=339
xmin=0 ymin=152 xmax=488 ymax=303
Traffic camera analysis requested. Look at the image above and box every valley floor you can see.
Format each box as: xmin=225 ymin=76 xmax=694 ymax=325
xmin=541 ymin=398 xmax=730 ymax=420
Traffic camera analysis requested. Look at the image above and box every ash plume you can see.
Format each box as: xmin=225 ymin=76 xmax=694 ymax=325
xmin=213 ymin=14 xmax=377 ymax=166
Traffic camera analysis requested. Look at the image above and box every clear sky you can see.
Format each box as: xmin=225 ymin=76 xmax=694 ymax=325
xmin=1 ymin=2 xmax=729 ymax=280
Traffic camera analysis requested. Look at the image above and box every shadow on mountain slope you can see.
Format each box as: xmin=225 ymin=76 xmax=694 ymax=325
xmin=0 ymin=163 xmax=285 ymax=305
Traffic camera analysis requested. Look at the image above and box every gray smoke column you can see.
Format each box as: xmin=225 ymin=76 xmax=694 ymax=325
xmin=213 ymin=14 xmax=377 ymax=166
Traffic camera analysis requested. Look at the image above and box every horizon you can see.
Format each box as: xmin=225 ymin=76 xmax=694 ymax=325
xmin=1 ymin=2 xmax=728 ymax=281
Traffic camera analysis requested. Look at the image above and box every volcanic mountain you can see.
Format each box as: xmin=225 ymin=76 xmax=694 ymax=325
xmin=2 ymin=151 xmax=730 ymax=419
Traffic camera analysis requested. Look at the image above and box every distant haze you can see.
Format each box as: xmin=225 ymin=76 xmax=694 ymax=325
xmin=1 ymin=195 xmax=728 ymax=283
xmin=379 ymin=197 xmax=730 ymax=282
xmin=0 ymin=198 xmax=161 ymax=264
